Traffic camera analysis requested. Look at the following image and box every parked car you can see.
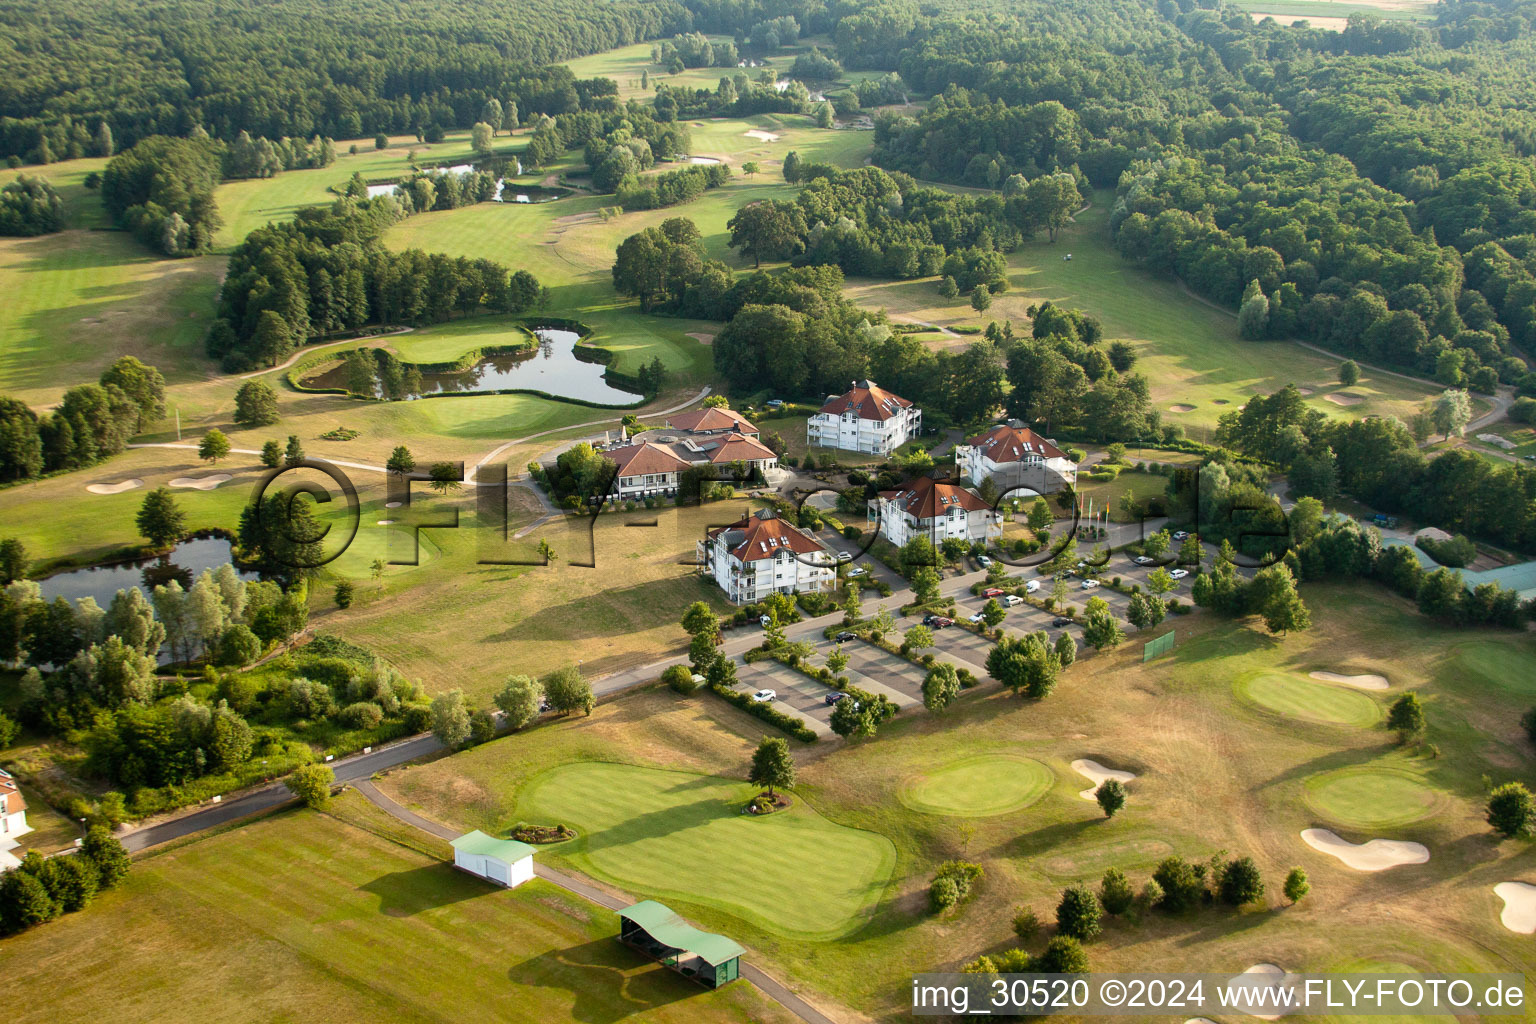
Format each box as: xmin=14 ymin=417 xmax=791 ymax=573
xmin=982 ymin=587 xmax=1005 ymax=597
xmin=1025 ymin=579 xmax=1041 ymax=593
xmin=1172 ymin=530 xmax=1189 ymax=540
xmin=1052 ymin=617 xmax=1073 ymax=627
xmin=765 ymin=399 xmax=785 ymax=408
xmin=751 ymin=689 xmax=776 ymax=703
xmin=1003 ymin=594 xmax=1024 ymax=606
xmin=1081 ymin=578 xmax=1100 ymax=590
xmin=1169 ymin=568 xmax=1189 ymax=579
xmin=847 ymin=566 xmax=868 ymax=577
xmin=925 ymin=615 xmax=954 ymax=628
xmin=1134 ymin=555 xmax=1155 ymax=565
xmin=539 ymin=698 xmax=551 ymax=713
xmin=977 ymin=555 xmax=993 ymax=568
xmin=835 ymin=551 xmax=853 ymax=563
xmin=835 ymin=631 xmax=857 ymax=642
xmin=969 ymin=612 xmax=987 ymax=623
xmin=760 ymin=614 xmax=772 ymax=627
xmin=824 ymin=691 xmax=847 ymax=705
xmin=690 ymin=674 xmax=705 ymax=685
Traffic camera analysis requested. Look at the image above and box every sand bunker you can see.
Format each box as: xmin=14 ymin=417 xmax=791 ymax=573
xmin=1309 ymin=670 xmax=1389 ymax=691
xmin=1325 ymin=392 xmax=1364 ymax=406
xmin=1234 ymin=964 xmax=1298 ymax=1020
xmin=377 ymin=519 xmax=395 ymax=525
xmin=743 ymin=129 xmax=780 ymax=141
xmin=1301 ymin=828 xmax=1429 ymax=872
xmin=1185 ymin=1019 xmax=1219 ymax=1024
xmin=1296 ymin=386 xmax=1315 ymax=395
xmin=1494 ymin=882 xmax=1536 ymax=934
xmin=169 ymin=473 xmax=232 ymax=490
xmin=1072 ymin=758 xmax=1136 ymax=801
xmin=686 ymin=331 xmax=716 ymax=345
xmin=86 ymin=478 xmax=143 ymax=495
xmin=1169 ymin=404 xmax=1195 ymax=413
xmin=385 ymin=501 xmax=403 ymax=508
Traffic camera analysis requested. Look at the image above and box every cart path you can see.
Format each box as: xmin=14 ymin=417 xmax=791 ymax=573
xmin=350 ymin=778 xmax=839 ymax=1024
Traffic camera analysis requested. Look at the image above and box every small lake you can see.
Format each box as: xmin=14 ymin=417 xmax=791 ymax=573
xmin=304 ymin=327 xmax=642 ymax=405
xmin=38 ymin=537 xmax=258 ymax=610
xmin=364 ymin=159 xmax=567 ymax=203
xmin=687 ymin=156 xmax=722 ymax=165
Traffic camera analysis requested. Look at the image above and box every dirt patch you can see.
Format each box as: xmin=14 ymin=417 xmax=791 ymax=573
xmin=1309 ymin=670 xmax=1390 ymax=691
xmin=685 ymin=331 xmax=716 ymax=346
xmin=1250 ymin=11 xmax=1351 ymax=30
xmin=1325 ymin=392 xmax=1365 ymax=406
xmin=743 ymin=129 xmax=780 ymax=142
xmin=1212 ymin=399 xmax=1230 ymax=405
xmin=85 ymin=478 xmax=144 ymax=495
xmin=1168 ymin=404 xmax=1195 ymax=413
xmin=1301 ymin=828 xmax=1429 ymax=872
xmin=1071 ymin=758 xmax=1136 ymax=801
xmin=168 ymin=473 xmax=232 ymax=490
xmin=1494 ymin=882 xmax=1536 ymax=934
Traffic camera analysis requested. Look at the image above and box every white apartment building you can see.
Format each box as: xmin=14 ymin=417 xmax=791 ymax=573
xmin=699 ymin=508 xmax=837 ymax=605
xmin=0 ymin=769 xmax=32 ymax=872
xmin=806 ymin=380 xmax=921 ymax=456
xmin=868 ymin=475 xmax=1001 ymax=548
xmin=955 ymin=421 xmax=1078 ymax=494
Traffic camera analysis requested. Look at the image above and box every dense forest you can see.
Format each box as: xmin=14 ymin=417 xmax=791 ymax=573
xmin=0 ymin=0 xmax=689 ymax=160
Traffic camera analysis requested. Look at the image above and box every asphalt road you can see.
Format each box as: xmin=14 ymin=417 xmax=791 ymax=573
xmin=122 ymin=732 xmax=445 ymax=852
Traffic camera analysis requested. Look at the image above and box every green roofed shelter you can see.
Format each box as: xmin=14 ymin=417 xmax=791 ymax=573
xmin=450 ymin=830 xmax=536 ymax=888
xmin=617 ymin=900 xmax=745 ymax=988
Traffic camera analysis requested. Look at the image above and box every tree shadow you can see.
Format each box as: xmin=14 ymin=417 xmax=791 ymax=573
xmin=506 ymin=939 xmax=695 ymax=1024
xmin=359 ymin=863 xmax=489 ymax=917
xmin=988 ymin=816 xmax=1099 ymax=861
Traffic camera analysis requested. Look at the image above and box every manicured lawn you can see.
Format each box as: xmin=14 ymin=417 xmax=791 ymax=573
xmin=520 ymin=761 xmax=896 ymax=939
xmin=1304 ymin=764 xmax=1443 ymax=829
xmin=3 ymin=794 xmax=796 ymax=1024
xmin=1078 ymin=468 xmax=1175 ymax=522
xmin=843 ymin=193 xmax=1449 ymax=436
xmin=1236 ymin=670 xmax=1383 ymax=727
xmin=898 ymin=753 xmax=1054 ymax=817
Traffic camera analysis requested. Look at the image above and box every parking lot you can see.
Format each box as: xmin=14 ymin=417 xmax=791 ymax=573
xmin=732 ymin=657 xmax=838 ymax=737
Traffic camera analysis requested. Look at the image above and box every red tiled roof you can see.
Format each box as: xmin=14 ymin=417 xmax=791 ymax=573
xmin=0 ymin=771 xmax=24 ymax=816
xmin=964 ymin=423 xmax=1066 ymax=464
xmin=817 ymin=381 xmax=912 ymax=422
xmin=708 ymin=509 xmax=828 ymax=563
xmin=667 ymin=407 xmax=758 ymax=435
xmin=878 ymin=476 xmax=991 ymax=519
xmin=706 ymin=432 xmax=776 ymax=464
xmin=603 ymin=442 xmax=692 ymax=478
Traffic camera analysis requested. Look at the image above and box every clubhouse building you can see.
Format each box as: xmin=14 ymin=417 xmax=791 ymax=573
xmin=954 ymin=420 xmax=1077 ymax=494
xmin=699 ymin=507 xmax=837 ymax=604
xmin=868 ymin=475 xmax=1001 ymax=548
xmin=601 ymin=406 xmax=779 ymax=499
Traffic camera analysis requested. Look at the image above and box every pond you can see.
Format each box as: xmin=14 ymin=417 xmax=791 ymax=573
xmin=687 ymin=156 xmax=722 ymax=165
xmin=364 ymin=158 xmax=565 ymax=203
xmin=38 ymin=537 xmax=258 ymax=610
xmin=303 ymin=327 xmax=643 ymax=406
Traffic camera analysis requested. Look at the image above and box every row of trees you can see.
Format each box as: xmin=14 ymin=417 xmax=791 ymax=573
xmin=0 ymin=356 xmax=164 ymax=482
xmin=0 ymin=175 xmax=64 ymax=235
xmin=0 ymin=827 xmax=130 ymax=936
xmin=1210 ymin=384 xmax=1536 ymax=552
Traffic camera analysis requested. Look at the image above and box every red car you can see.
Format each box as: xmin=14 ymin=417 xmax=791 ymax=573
xmin=982 ymin=587 xmax=1005 ymax=598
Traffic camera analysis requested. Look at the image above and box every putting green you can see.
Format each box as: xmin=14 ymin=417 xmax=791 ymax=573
xmin=1304 ymin=766 xmax=1443 ymax=829
xmin=1237 ymin=670 xmax=1381 ymax=727
xmin=517 ymin=761 xmax=895 ymax=940
xmin=898 ymin=754 xmax=1053 ymax=817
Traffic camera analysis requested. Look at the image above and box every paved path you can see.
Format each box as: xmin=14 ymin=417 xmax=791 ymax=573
xmin=237 ymin=327 xmax=416 ymax=379
xmin=351 ymin=775 xmax=838 ymax=1024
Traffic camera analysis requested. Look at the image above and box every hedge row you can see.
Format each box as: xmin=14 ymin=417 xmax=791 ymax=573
xmin=708 ymin=683 xmax=818 ymax=742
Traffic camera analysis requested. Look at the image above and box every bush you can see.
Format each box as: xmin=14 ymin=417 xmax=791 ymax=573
xmin=929 ymin=860 xmax=983 ymax=913
xmin=1283 ymin=867 xmax=1309 ymax=905
xmin=333 ymin=580 xmax=354 ymax=608
xmin=338 ymin=701 xmax=383 ymax=729
xmin=1487 ymin=782 xmax=1535 ymax=838
xmin=215 ymin=624 xmax=262 ymax=667
xmin=284 ymin=764 xmax=334 ymax=808
xmin=1217 ymin=855 xmax=1265 ymax=906
xmin=1100 ymin=868 xmax=1134 ymax=916
xmin=1151 ymin=856 xmax=1204 ymax=912
xmin=1037 ymin=935 xmax=1090 ymax=974
xmin=662 ymin=664 xmax=697 ymax=694
xmin=1417 ymin=533 xmax=1477 ymax=568
xmin=469 ymin=708 xmax=496 ymax=745
xmin=1055 ymin=884 xmax=1102 ymax=940
xmin=1011 ymin=905 xmax=1040 ymax=941
xmin=402 ymin=703 xmax=432 ymax=732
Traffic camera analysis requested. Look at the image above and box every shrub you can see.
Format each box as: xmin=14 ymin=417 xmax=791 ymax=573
xmin=662 ymin=664 xmax=697 ymax=694
xmin=1283 ymin=867 xmax=1309 ymax=905
xmin=1217 ymin=855 xmax=1265 ymax=906
xmin=1151 ymin=856 xmax=1204 ymax=912
xmin=402 ymin=703 xmax=431 ymax=732
xmin=929 ymin=860 xmax=983 ymax=913
xmin=1055 ymin=884 xmax=1102 ymax=940
xmin=708 ymin=683 xmax=817 ymax=742
xmin=469 ymin=708 xmax=496 ymax=745
xmin=1487 ymin=782 xmax=1535 ymax=838
xmin=333 ymin=580 xmax=354 ymax=608
xmin=1012 ymin=905 xmax=1040 ymax=941
xmin=285 ymin=764 xmax=334 ymax=808
xmin=338 ymin=701 xmax=383 ymax=729
xmin=1037 ymin=935 xmax=1090 ymax=974
xmin=842 ymin=524 xmax=861 ymax=540
xmin=1095 ymin=778 xmax=1126 ymax=817
xmin=215 ymin=624 xmax=262 ymax=667
xmin=1100 ymin=868 xmax=1134 ymax=916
